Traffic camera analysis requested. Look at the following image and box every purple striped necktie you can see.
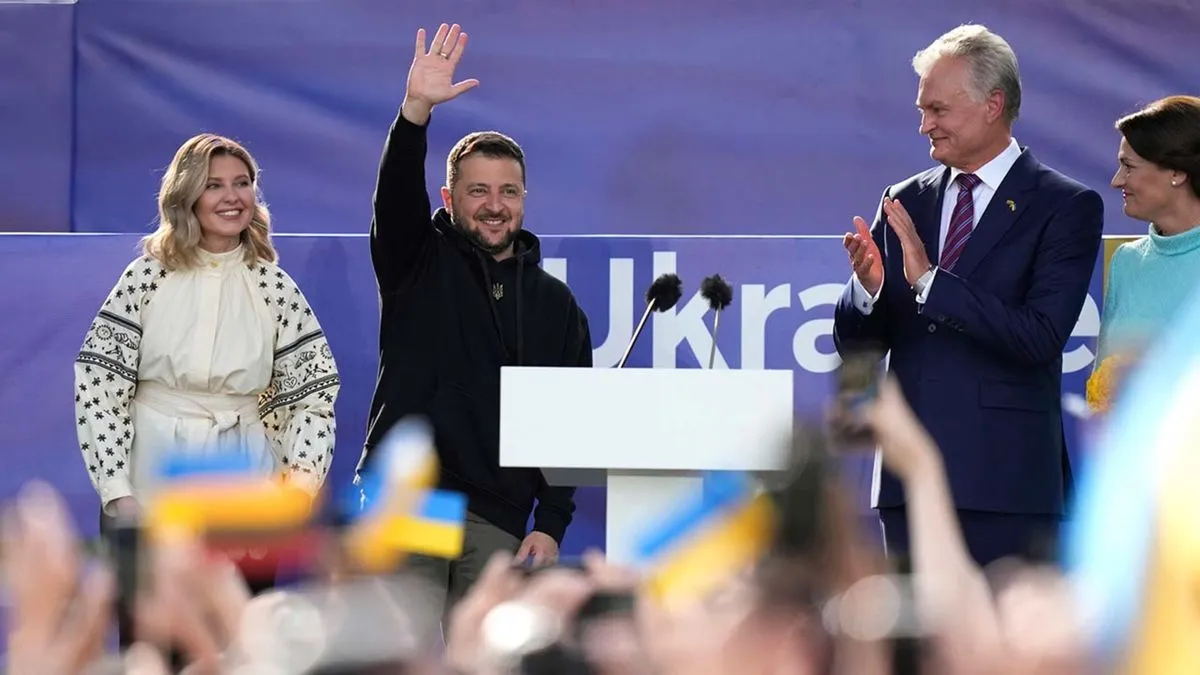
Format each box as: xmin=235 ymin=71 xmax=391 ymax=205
xmin=940 ymin=172 xmax=982 ymax=270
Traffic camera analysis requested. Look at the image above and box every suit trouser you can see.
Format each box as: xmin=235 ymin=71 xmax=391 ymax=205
xmin=878 ymin=506 xmax=1062 ymax=570
xmin=396 ymin=511 xmax=522 ymax=649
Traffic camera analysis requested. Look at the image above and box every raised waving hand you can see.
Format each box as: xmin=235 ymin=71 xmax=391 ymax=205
xmin=401 ymin=23 xmax=480 ymax=125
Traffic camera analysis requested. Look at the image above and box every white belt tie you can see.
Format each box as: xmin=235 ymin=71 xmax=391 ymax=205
xmin=131 ymin=380 xmax=280 ymax=490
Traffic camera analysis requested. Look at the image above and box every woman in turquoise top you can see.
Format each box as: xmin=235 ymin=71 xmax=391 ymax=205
xmin=1089 ymin=95 xmax=1200 ymax=411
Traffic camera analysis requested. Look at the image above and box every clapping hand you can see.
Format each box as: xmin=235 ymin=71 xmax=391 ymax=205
xmin=843 ymin=216 xmax=884 ymax=295
xmin=401 ymin=23 xmax=480 ymax=126
xmin=881 ymin=198 xmax=933 ymax=287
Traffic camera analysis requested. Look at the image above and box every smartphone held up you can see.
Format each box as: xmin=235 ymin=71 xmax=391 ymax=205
xmin=828 ymin=349 xmax=886 ymax=449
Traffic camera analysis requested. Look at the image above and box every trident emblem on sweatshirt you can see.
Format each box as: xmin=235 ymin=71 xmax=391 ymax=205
xmin=492 ymin=283 xmax=504 ymax=300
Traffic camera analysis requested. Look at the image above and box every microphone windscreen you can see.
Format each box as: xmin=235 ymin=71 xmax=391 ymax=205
xmin=646 ymin=273 xmax=683 ymax=311
xmin=700 ymin=274 xmax=734 ymax=311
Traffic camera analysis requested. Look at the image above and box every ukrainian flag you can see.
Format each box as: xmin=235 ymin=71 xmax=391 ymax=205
xmin=147 ymin=451 xmax=311 ymax=538
xmin=345 ymin=489 xmax=466 ymax=571
xmin=344 ymin=416 xmax=440 ymax=524
xmin=372 ymin=416 xmax=440 ymax=492
xmin=1064 ymin=287 xmax=1200 ymax=673
xmin=343 ymin=418 xmax=467 ymax=570
xmin=380 ymin=489 xmax=466 ymax=558
xmin=157 ymin=451 xmax=258 ymax=480
xmin=633 ymin=471 xmax=775 ymax=610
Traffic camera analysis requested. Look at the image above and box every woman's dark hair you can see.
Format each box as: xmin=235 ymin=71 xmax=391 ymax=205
xmin=1116 ymin=95 xmax=1200 ymax=200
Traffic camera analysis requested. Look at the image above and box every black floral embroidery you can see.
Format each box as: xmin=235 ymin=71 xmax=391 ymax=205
xmin=253 ymin=263 xmax=340 ymax=489
xmin=74 ymin=256 xmax=160 ymax=500
xmin=76 ymin=257 xmax=340 ymax=501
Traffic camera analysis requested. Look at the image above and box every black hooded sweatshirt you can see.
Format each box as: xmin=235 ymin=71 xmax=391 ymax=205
xmin=357 ymin=110 xmax=592 ymax=545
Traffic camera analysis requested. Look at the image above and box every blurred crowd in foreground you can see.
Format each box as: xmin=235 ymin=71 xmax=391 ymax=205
xmin=7 ymin=370 xmax=1188 ymax=675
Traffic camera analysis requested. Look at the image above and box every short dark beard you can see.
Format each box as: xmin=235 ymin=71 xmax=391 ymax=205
xmin=450 ymin=211 xmax=520 ymax=256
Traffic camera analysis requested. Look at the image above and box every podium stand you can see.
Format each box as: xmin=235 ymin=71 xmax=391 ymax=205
xmin=499 ymin=367 xmax=794 ymax=564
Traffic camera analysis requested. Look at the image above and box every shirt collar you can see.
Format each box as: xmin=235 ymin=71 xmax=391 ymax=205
xmin=948 ymin=137 xmax=1022 ymax=191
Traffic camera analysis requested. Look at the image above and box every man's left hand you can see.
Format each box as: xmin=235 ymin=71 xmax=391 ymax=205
xmin=883 ymin=198 xmax=933 ymax=287
xmin=514 ymin=531 xmax=559 ymax=567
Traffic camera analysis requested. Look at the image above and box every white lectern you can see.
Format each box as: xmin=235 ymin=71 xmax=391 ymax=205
xmin=499 ymin=367 xmax=794 ymax=565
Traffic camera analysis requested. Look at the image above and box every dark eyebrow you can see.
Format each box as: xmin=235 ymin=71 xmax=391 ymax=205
xmin=467 ymin=182 xmax=523 ymax=190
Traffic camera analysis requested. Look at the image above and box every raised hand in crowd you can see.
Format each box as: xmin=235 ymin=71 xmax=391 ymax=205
xmin=3 ymin=481 xmax=253 ymax=674
xmin=3 ymin=482 xmax=112 ymax=675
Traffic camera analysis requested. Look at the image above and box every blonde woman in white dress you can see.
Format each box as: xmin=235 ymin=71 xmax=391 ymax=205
xmin=73 ymin=134 xmax=340 ymax=606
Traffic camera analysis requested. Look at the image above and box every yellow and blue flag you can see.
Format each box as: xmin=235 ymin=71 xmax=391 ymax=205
xmin=147 ymin=451 xmax=310 ymax=538
xmin=372 ymin=416 xmax=440 ymax=492
xmin=343 ymin=488 xmax=466 ymax=571
xmin=348 ymin=417 xmax=439 ymax=519
xmin=343 ymin=417 xmax=465 ymax=570
xmin=144 ymin=449 xmax=319 ymax=579
xmin=379 ymin=489 xmax=466 ymax=558
xmin=633 ymin=471 xmax=775 ymax=609
xmin=1064 ymin=288 xmax=1200 ymax=674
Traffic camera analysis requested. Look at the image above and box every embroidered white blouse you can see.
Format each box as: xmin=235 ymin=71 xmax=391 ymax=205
xmin=74 ymin=246 xmax=339 ymax=508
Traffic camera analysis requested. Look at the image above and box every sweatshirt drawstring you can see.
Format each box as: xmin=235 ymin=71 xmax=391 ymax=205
xmin=515 ymin=258 xmax=524 ymax=365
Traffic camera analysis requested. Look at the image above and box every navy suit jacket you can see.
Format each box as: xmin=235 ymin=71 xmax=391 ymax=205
xmin=833 ymin=148 xmax=1104 ymax=516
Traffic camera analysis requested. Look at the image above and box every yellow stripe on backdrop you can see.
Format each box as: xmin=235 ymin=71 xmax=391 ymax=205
xmin=1103 ymin=236 xmax=1141 ymax=296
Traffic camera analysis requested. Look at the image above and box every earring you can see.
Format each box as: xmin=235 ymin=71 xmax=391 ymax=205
xmin=1172 ymin=180 xmax=1179 ymax=186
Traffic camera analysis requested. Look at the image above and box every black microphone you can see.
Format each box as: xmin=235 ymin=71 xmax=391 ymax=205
xmin=616 ymin=273 xmax=683 ymax=368
xmin=700 ymin=274 xmax=733 ymax=369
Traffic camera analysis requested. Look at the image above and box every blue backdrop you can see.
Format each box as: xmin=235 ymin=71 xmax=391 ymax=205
xmin=1 ymin=232 xmax=1104 ymax=554
xmin=4 ymin=0 xmax=1195 ymax=238
xmin=2 ymin=0 xmax=1194 ymax=556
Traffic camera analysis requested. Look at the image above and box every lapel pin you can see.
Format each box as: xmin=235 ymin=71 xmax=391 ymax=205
xmin=1006 ymin=199 xmax=1015 ymax=211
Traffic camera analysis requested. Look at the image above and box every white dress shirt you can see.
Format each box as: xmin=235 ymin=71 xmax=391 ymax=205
xmin=850 ymin=137 xmax=1023 ymax=312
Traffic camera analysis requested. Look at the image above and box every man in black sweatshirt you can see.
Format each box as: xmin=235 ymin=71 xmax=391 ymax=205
xmin=356 ymin=22 xmax=592 ymax=641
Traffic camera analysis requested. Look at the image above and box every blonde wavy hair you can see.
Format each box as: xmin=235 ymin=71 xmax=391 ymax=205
xmin=142 ymin=133 xmax=277 ymax=270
